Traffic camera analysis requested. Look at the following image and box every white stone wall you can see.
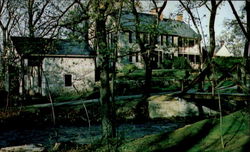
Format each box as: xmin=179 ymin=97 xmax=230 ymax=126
xmin=42 ymin=57 xmax=95 ymax=96
xmin=149 ymin=97 xmax=217 ymax=118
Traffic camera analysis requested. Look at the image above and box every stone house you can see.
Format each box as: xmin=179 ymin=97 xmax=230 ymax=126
xmin=12 ymin=37 xmax=96 ymax=96
xmin=116 ymin=11 xmax=201 ymax=69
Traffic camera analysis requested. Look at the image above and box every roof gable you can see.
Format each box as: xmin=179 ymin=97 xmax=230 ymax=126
xmin=215 ymin=45 xmax=234 ymax=57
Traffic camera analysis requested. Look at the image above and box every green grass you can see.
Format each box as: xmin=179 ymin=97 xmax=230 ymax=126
xmin=117 ymin=69 xmax=186 ymax=80
xmin=119 ymin=109 xmax=250 ymax=152
xmin=54 ymin=94 xmax=82 ymax=102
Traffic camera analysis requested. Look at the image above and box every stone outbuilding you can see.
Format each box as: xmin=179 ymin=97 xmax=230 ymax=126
xmin=12 ymin=37 xmax=96 ymax=96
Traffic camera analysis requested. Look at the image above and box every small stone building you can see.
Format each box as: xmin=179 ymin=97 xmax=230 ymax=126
xmin=12 ymin=37 xmax=96 ymax=96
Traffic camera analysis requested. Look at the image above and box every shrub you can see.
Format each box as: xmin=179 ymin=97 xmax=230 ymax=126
xmin=161 ymin=59 xmax=172 ymax=69
xmin=213 ymin=57 xmax=243 ymax=69
xmin=120 ymin=64 xmax=138 ymax=75
xmin=173 ymin=56 xmax=192 ymax=69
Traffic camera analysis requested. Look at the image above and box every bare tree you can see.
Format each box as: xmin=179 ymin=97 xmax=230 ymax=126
xmin=0 ymin=0 xmax=22 ymax=92
xmin=206 ymin=0 xmax=223 ymax=60
xmin=20 ymin=0 xmax=76 ymax=38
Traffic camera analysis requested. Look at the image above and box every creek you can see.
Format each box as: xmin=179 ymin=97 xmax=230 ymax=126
xmin=0 ymin=122 xmax=184 ymax=148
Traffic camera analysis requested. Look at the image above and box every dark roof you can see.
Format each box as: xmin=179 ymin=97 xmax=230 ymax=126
xmin=120 ymin=12 xmax=201 ymax=39
xmin=11 ymin=37 xmax=95 ymax=57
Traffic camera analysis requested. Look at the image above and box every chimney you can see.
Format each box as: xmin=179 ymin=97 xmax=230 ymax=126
xmin=150 ymin=7 xmax=164 ymax=20
xmin=176 ymin=13 xmax=183 ymax=21
xmin=220 ymin=40 xmax=225 ymax=47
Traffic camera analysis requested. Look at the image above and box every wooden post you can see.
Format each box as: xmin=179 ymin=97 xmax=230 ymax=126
xmin=181 ymin=80 xmax=184 ymax=92
xmin=237 ymin=64 xmax=242 ymax=93
xmin=211 ymin=63 xmax=215 ymax=96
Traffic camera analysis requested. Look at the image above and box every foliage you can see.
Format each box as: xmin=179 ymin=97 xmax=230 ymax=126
xmin=61 ymin=2 xmax=89 ymax=41
xmin=117 ymin=69 xmax=186 ymax=80
xmin=161 ymin=59 xmax=172 ymax=69
xmin=213 ymin=57 xmax=243 ymax=69
xmin=173 ymin=57 xmax=192 ymax=69
xmin=119 ymin=64 xmax=139 ymax=75
xmin=218 ymin=5 xmax=246 ymax=57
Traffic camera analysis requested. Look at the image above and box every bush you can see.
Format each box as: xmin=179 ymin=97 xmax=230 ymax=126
xmin=173 ymin=57 xmax=192 ymax=69
xmin=161 ymin=59 xmax=172 ymax=69
xmin=120 ymin=64 xmax=138 ymax=75
xmin=213 ymin=57 xmax=243 ymax=69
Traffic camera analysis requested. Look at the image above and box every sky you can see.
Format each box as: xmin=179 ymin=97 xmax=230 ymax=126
xmin=140 ymin=0 xmax=245 ymax=44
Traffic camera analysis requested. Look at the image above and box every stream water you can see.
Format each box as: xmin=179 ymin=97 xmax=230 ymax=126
xmin=0 ymin=122 xmax=184 ymax=148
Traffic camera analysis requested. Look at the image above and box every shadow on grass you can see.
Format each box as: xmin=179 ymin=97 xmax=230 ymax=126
xmin=133 ymin=120 xmax=215 ymax=152
xmin=201 ymin=110 xmax=248 ymax=151
xmin=242 ymin=137 xmax=250 ymax=152
xmin=224 ymin=111 xmax=246 ymax=147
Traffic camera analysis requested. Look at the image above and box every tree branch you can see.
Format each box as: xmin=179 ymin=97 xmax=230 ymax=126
xmin=205 ymin=3 xmax=211 ymax=12
xmin=228 ymin=0 xmax=248 ymax=40
xmin=33 ymin=0 xmax=51 ymax=25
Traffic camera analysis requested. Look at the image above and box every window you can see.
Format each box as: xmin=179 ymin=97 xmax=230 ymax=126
xmin=173 ymin=36 xmax=178 ymax=46
xmin=157 ymin=36 xmax=160 ymax=44
xmin=178 ymin=37 xmax=183 ymax=47
xmin=129 ymin=31 xmax=133 ymax=43
xmin=166 ymin=35 xmax=169 ymax=45
xmin=129 ymin=54 xmax=133 ymax=62
xmin=38 ymin=72 xmax=42 ymax=87
xmin=160 ymin=35 xmax=164 ymax=45
xmin=184 ymin=38 xmax=188 ymax=47
xmin=167 ymin=35 xmax=173 ymax=46
xmin=196 ymin=55 xmax=200 ymax=63
xmin=135 ymin=53 xmax=139 ymax=62
xmin=189 ymin=39 xmax=195 ymax=47
xmin=143 ymin=34 xmax=149 ymax=43
xmin=65 ymin=74 xmax=72 ymax=86
xmin=139 ymin=33 xmax=143 ymax=40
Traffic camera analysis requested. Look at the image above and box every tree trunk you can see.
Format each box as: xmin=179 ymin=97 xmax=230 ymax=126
xmin=28 ymin=0 xmax=35 ymax=38
xmin=142 ymin=53 xmax=152 ymax=99
xmin=0 ymin=29 xmax=8 ymax=91
xmin=245 ymin=0 xmax=250 ymax=58
xmin=243 ymin=0 xmax=250 ymax=85
xmin=208 ymin=3 xmax=217 ymax=60
xmin=96 ymin=14 xmax=115 ymax=140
